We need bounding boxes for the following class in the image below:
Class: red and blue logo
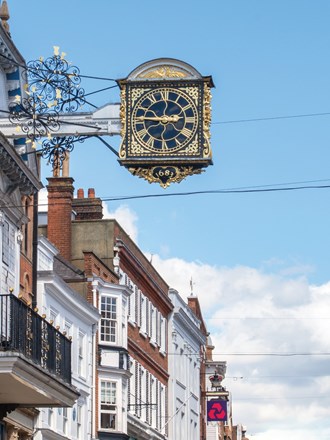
[207,400,227,422]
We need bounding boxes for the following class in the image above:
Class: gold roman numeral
[181,127,193,138]
[145,137,155,148]
[160,90,169,101]
[182,104,191,111]
[137,127,147,138]
[185,116,196,124]
[148,94,157,104]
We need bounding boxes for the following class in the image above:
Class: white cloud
[149,254,330,439]
[102,203,139,243]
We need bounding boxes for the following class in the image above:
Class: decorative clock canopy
[117,58,214,188]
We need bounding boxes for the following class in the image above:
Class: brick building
[40,172,173,439]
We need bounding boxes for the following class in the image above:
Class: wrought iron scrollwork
[10,47,86,169]
[25,48,85,113]
[41,135,85,169]
[9,95,60,147]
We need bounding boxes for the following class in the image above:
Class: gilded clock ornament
[118,58,214,187]
[132,87,198,153]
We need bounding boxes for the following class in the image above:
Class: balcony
[0,293,79,409]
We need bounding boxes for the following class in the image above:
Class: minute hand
[135,115,182,123]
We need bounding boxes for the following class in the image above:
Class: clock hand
[136,115,182,123]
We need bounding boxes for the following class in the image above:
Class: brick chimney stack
[46,177,74,261]
[72,187,103,221]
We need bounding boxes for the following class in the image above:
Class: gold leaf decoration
[137,66,188,79]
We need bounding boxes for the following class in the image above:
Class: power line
[205,316,330,320]
[226,375,328,379]
[79,74,117,82]
[233,395,330,400]
[101,183,330,202]
[84,85,118,98]
[2,178,330,210]
[213,352,330,357]
[212,111,330,125]
[109,350,330,357]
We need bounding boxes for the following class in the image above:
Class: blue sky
[9,0,330,283]
[8,1,330,438]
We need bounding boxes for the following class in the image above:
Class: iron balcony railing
[0,293,72,384]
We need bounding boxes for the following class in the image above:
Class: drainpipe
[32,190,38,309]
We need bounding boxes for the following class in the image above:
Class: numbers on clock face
[131,88,198,152]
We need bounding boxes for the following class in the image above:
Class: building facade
[39,176,174,440]
[114,236,173,440]
[0,5,78,439]
[36,236,100,440]
[39,180,132,440]
[167,288,206,440]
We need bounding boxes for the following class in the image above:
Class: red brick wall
[19,253,33,304]
[114,222,169,296]
[46,177,74,261]
[83,252,118,283]
[72,188,103,220]
[128,324,168,384]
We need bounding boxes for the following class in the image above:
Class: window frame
[100,295,117,344]
[100,380,117,431]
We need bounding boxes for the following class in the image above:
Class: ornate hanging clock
[118,58,214,188]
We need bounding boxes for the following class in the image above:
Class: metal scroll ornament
[41,135,85,170]
[9,47,85,168]
[25,47,85,113]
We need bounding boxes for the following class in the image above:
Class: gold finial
[0,1,10,35]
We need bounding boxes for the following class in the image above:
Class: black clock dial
[131,88,198,152]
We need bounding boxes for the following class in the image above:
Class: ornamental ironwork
[0,293,72,384]
[24,48,85,113]
[41,135,85,169]
[10,47,86,169]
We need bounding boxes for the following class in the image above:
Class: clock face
[131,87,198,153]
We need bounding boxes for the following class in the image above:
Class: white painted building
[93,275,131,440]
[36,236,100,440]
[167,288,206,440]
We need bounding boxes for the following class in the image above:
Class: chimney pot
[88,188,95,198]
[77,188,84,198]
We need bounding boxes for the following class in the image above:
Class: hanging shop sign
[207,399,228,422]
